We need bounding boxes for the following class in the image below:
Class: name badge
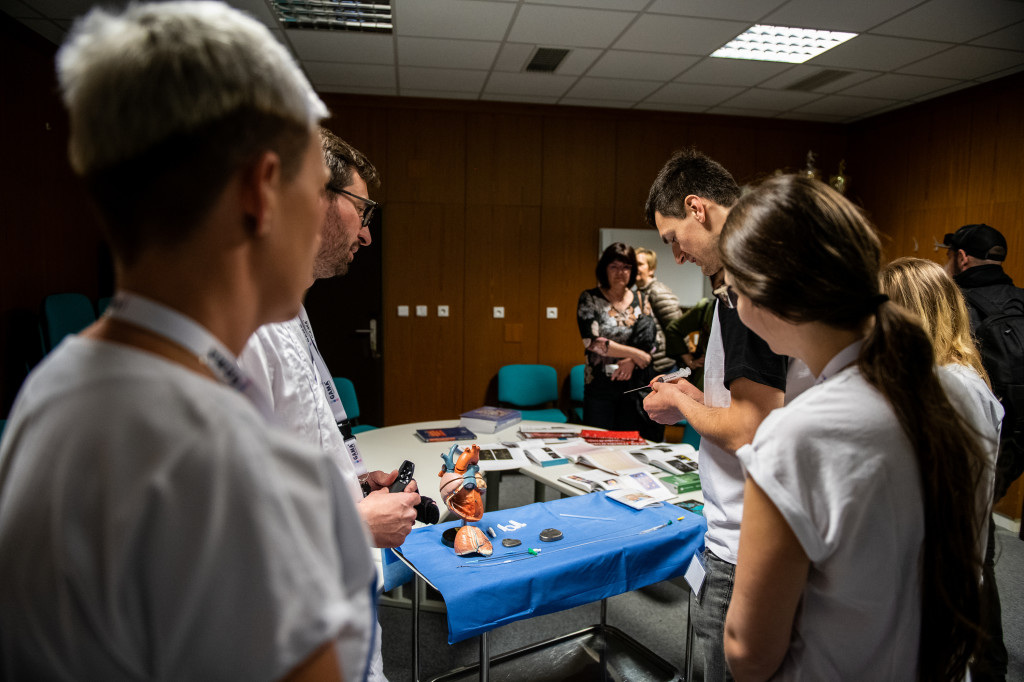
[684,551,706,597]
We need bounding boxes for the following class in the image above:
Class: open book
[559,468,674,501]
[474,443,531,472]
[523,446,570,467]
[606,487,667,510]
[560,447,647,476]
[628,444,699,475]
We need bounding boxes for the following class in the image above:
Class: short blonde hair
[635,247,657,271]
[880,257,990,387]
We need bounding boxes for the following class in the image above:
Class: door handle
[354,319,380,359]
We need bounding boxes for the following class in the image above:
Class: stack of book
[580,429,647,446]
[459,406,522,434]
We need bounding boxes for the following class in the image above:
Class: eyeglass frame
[713,283,739,310]
[329,185,379,228]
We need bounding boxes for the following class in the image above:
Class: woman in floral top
[577,242,662,441]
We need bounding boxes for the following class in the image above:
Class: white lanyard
[296,307,368,478]
[104,292,275,421]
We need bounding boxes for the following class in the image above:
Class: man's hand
[363,468,418,493]
[643,380,701,424]
[358,488,420,548]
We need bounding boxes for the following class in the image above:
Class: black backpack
[962,286,1024,496]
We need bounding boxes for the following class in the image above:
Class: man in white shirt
[0,3,375,680]
[240,128,420,682]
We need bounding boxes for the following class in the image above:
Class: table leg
[485,471,500,512]
[480,631,490,681]
[412,577,420,682]
[600,598,607,627]
[685,595,694,682]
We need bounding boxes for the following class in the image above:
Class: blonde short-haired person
[634,247,683,374]
[0,3,374,680]
[719,176,985,681]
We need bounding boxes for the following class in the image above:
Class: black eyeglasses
[330,185,379,228]
[713,283,739,310]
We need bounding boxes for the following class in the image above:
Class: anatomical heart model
[438,443,492,556]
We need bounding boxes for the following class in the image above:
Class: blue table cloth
[384,492,706,643]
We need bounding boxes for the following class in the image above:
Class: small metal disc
[441,527,459,548]
[502,538,521,548]
[539,528,563,542]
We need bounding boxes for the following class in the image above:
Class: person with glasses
[239,128,411,682]
[0,3,375,679]
[641,149,789,682]
[576,242,663,441]
[719,176,985,680]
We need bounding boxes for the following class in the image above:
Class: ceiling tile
[763,0,923,33]
[705,106,781,118]
[0,0,39,18]
[970,21,1024,51]
[978,63,1024,82]
[507,5,637,48]
[840,73,961,100]
[287,30,395,64]
[395,0,516,40]
[614,14,750,54]
[646,0,788,22]
[898,45,1024,81]
[484,71,578,97]
[305,62,397,88]
[675,57,791,86]
[588,51,698,80]
[399,66,487,92]
[317,83,397,96]
[493,43,534,72]
[634,101,710,113]
[758,65,878,93]
[19,17,64,43]
[719,88,822,111]
[401,89,480,101]
[871,0,1024,43]
[792,94,899,117]
[911,80,978,102]
[560,97,634,109]
[565,77,661,101]
[527,0,649,10]
[557,48,605,75]
[810,35,950,71]
[19,0,96,20]
[480,92,561,104]
[776,111,847,123]
[397,37,500,69]
[644,82,745,106]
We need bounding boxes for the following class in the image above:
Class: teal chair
[677,418,701,450]
[569,363,585,423]
[332,377,377,433]
[497,364,567,423]
[42,293,96,351]
[96,296,113,316]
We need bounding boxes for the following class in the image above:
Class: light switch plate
[546,307,558,319]
[397,305,409,317]
[437,305,449,317]
[493,306,505,319]
[416,305,428,317]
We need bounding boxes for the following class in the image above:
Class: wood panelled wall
[847,71,1023,284]
[319,94,847,425]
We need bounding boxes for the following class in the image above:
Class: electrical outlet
[397,305,409,317]
[438,305,449,317]
[546,307,558,319]
[415,305,428,317]
[493,306,505,319]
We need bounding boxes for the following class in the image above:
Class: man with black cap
[943,223,1024,682]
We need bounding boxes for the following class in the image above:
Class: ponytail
[859,301,984,681]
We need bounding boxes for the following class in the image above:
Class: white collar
[814,338,865,385]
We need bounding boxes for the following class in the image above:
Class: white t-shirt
[0,337,375,682]
[239,317,364,503]
[738,354,924,679]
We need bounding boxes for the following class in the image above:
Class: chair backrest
[332,377,361,421]
[43,293,96,351]
[569,364,585,403]
[498,364,559,408]
[96,296,113,316]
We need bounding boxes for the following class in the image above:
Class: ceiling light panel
[712,25,857,64]
[271,1,392,33]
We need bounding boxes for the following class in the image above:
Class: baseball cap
[942,224,1007,262]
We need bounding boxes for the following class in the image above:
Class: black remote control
[390,460,415,493]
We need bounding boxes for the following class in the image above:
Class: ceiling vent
[526,48,571,73]
[271,1,393,33]
[785,69,853,92]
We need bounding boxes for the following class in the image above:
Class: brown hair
[596,242,637,289]
[644,147,740,226]
[720,174,984,682]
